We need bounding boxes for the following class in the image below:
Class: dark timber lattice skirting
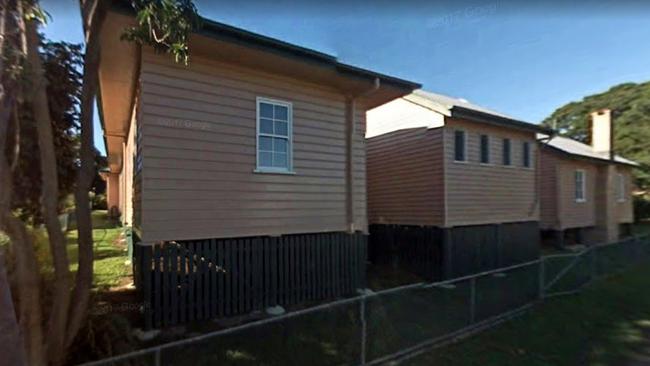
[133,231,367,329]
[369,221,540,281]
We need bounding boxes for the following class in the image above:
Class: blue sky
[42,0,650,155]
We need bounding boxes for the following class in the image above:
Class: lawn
[34,210,131,291]
[402,261,650,366]
[67,210,131,290]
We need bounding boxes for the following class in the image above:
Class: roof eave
[109,0,420,91]
[450,106,555,135]
[543,144,640,168]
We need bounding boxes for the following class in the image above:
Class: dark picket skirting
[369,221,540,281]
[368,224,444,280]
[133,231,367,329]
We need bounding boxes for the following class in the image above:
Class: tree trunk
[24,19,72,366]
[0,2,45,364]
[0,248,27,366]
[65,0,106,348]
[2,213,46,366]
[1,157,46,365]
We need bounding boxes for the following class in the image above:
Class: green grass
[72,210,130,290]
[35,210,130,291]
[403,262,650,366]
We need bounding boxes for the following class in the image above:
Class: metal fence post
[360,295,367,365]
[590,246,597,281]
[538,258,545,300]
[470,277,476,324]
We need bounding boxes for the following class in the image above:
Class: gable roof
[111,1,420,92]
[539,134,639,167]
[405,90,553,135]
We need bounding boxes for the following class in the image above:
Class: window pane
[503,139,511,165]
[480,135,489,163]
[454,130,465,161]
[260,102,273,118]
[259,136,273,151]
[259,151,273,167]
[523,142,530,167]
[274,105,288,121]
[274,138,288,153]
[273,153,288,168]
[274,121,288,136]
[260,118,273,134]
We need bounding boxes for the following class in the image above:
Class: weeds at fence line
[79,235,650,366]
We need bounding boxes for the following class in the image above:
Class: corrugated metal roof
[539,134,639,166]
[404,90,552,134]
[411,90,515,119]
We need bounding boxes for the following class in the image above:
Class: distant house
[98,6,419,327]
[539,109,638,247]
[366,91,552,279]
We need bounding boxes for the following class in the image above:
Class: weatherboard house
[539,109,638,247]
[98,6,419,327]
[366,91,552,280]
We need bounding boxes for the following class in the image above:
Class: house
[366,90,552,279]
[97,6,420,327]
[539,109,638,247]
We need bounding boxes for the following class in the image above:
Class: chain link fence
[80,235,650,366]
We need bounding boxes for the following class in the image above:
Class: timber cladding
[138,50,367,242]
[134,232,367,329]
[444,118,540,226]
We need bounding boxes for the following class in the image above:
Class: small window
[502,138,511,166]
[522,141,531,168]
[575,170,586,202]
[617,173,625,202]
[454,130,466,162]
[480,134,490,164]
[257,98,292,172]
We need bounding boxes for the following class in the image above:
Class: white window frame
[575,169,586,203]
[479,134,490,165]
[255,97,294,174]
[453,129,467,163]
[617,173,626,202]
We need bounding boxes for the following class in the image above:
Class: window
[502,138,511,166]
[522,141,531,168]
[135,120,142,173]
[480,134,490,164]
[454,130,466,162]
[256,98,292,172]
[617,173,626,202]
[575,170,586,202]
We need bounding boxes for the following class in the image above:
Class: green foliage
[541,81,650,190]
[8,39,83,223]
[121,0,201,65]
[634,196,650,221]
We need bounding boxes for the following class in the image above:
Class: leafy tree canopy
[541,81,650,190]
[8,39,83,223]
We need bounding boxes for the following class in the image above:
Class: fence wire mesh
[81,235,650,366]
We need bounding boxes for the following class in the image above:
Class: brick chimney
[589,109,614,159]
